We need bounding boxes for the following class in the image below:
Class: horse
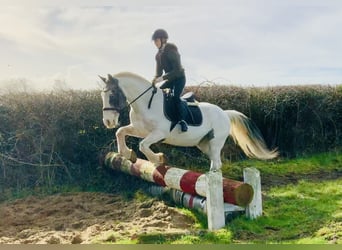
[99,72,278,171]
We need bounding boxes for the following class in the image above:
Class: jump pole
[103,152,261,229]
[148,185,246,215]
[148,169,261,230]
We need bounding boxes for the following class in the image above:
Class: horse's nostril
[103,119,109,127]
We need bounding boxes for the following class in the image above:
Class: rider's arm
[153,52,163,84]
[162,47,184,82]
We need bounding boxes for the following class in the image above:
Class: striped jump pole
[103,152,254,207]
[147,185,246,215]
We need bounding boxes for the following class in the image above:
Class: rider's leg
[172,77,188,132]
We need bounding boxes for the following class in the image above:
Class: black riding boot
[178,107,188,132]
[172,77,187,132]
[179,120,188,132]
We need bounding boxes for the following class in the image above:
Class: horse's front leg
[115,124,138,162]
[139,131,166,165]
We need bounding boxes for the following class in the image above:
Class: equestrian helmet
[152,29,168,40]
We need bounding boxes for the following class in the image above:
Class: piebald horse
[100,72,277,171]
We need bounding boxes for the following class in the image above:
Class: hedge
[0,85,341,196]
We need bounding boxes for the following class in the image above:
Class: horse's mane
[114,72,150,84]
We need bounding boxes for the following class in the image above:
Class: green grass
[150,178,341,244]
[228,179,342,243]
[136,229,233,244]
[135,151,342,244]
[220,151,342,182]
[259,151,339,174]
[2,152,341,244]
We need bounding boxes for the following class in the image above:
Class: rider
[151,29,188,132]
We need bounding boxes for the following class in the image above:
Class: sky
[1,0,342,91]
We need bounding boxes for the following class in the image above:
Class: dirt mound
[0,192,195,244]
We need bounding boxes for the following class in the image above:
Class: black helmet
[152,29,168,40]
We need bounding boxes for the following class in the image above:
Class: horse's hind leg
[208,142,223,171]
[197,137,225,171]
[139,131,166,165]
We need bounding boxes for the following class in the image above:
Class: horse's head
[99,74,127,129]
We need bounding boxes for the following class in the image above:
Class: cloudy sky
[1,0,342,91]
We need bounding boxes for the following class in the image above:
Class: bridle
[102,85,157,112]
[102,107,118,112]
[102,88,122,112]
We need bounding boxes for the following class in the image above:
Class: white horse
[100,72,278,171]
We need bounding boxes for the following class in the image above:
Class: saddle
[163,90,203,131]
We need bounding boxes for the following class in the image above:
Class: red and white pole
[104,152,253,207]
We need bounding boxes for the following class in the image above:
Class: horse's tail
[224,110,278,160]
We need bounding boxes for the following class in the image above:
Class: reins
[127,85,157,109]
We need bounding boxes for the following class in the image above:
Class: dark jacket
[155,43,185,83]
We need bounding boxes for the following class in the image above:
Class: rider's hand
[154,77,163,83]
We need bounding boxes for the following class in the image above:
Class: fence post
[205,170,226,230]
[243,167,262,219]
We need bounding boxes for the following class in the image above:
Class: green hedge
[0,85,341,196]
[187,84,342,157]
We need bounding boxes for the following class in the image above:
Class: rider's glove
[152,76,164,88]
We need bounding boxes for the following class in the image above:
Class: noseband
[102,107,118,111]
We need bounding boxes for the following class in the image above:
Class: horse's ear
[107,74,113,80]
[98,75,106,83]
[107,74,119,86]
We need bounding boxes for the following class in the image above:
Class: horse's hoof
[129,150,137,163]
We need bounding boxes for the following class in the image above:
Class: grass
[1,151,341,244]
[154,179,341,244]
[228,179,342,243]
[220,151,342,183]
[134,151,342,244]
[136,229,233,244]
